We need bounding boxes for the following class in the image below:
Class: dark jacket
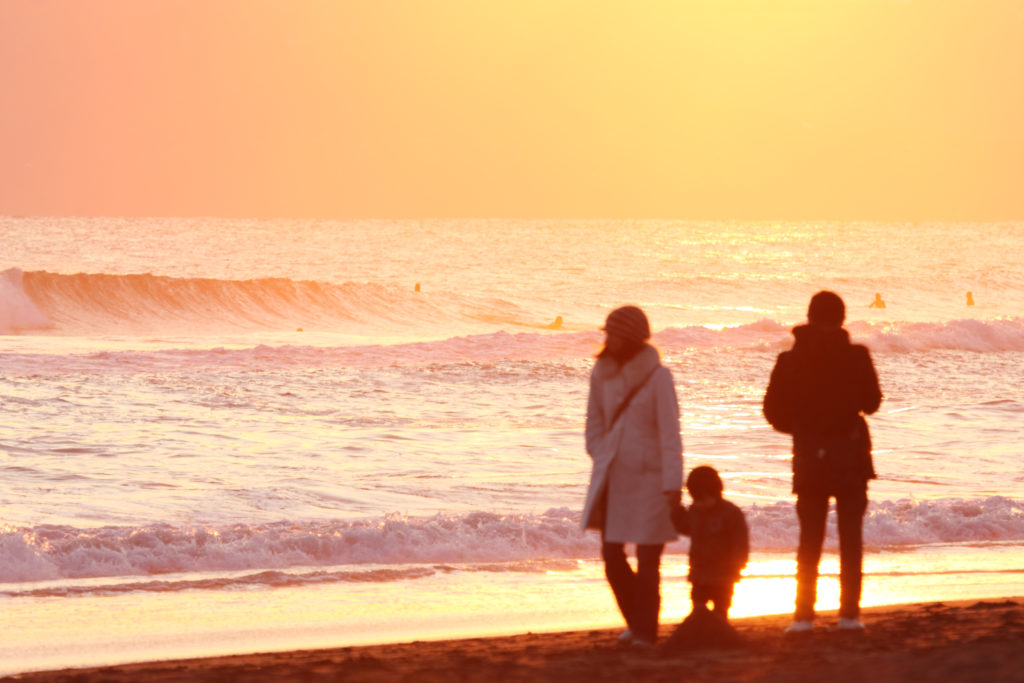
[677,499,749,586]
[764,324,883,495]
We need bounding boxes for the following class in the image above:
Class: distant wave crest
[658,317,1024,353]
[4,269,1023,355]
[847,318,1024,353]
[9,268,453,336]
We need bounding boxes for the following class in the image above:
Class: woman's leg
[602,540,636,631]
[633,543,664,642]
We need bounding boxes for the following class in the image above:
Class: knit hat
[807,291,845,326]
[602,305,651,343]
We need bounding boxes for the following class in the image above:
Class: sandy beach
[5,598,1022,682]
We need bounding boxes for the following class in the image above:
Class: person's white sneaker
[784,619,815,633]
[630,636,654,649]
[617,629,633,644]
[838,617,865,631]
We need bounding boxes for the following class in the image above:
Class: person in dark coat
[763,291,882,632]
[675,465,749,620]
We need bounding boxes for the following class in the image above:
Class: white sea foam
[1,498,1020,588]
[848,318,1024,353]
[4,318,1024,377]
[0,268,51,333]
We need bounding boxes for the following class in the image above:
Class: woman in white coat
[582,305,683,646]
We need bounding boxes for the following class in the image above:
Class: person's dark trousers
[794,486,868,621]
[691,583,735,619]
[601,540,664,641]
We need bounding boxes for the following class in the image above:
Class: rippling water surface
[1,218,1022,673]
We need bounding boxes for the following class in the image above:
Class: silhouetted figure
[582,305,683,648]
[763,291,882,633]
[414,282,421,293]
[868,292,885,309]
[966,291,975,306]
[672,466,749,621]
[544,315,564,330]
[662,607,745,652]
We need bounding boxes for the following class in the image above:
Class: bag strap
[606,365,660,433]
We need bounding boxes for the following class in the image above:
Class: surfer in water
[868,293,885,309]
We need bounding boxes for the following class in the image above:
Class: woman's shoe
[784,619,814,633]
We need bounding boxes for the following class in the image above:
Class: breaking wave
[0,268,51,333]
[4,268,1023,355]
[4,324,1024,378]
[1,497,1021,589]
[2,268,534,336]
[657,317,1024,353]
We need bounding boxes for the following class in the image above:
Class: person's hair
[686,465,724,499]
[596,336,646,364]
[603,305,651,343]
[807,290,845,326]
[597,305,651,363]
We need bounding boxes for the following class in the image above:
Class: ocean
[1,218,1022,674]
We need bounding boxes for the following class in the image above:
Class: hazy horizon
[2,0,1022,220]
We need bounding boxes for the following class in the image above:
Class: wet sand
[4,598,1023,682]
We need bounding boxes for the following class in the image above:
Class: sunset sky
[1,0,1022,219]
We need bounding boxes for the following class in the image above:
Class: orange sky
[1,0,1022,219]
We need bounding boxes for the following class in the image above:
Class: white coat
[581,344,683,544]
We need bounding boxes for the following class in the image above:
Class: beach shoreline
[5,597,1022,682]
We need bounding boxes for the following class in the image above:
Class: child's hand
[669,495,689,534]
